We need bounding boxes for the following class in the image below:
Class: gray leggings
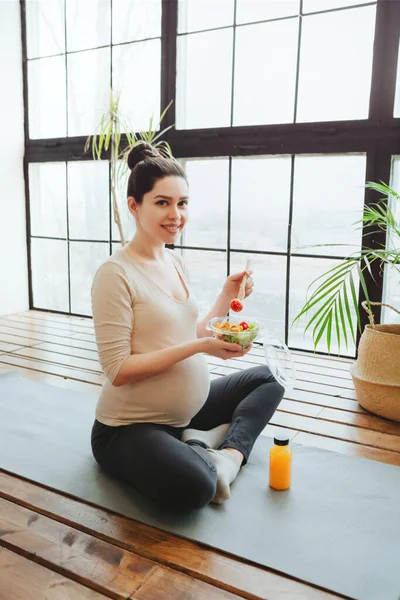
[91,365,284,510]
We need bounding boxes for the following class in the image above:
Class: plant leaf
[326,311,333,353]
[342,281,355,344]
[349,271,361,333]
[314,311,331,348]
[357,263,370,306]
[334,300,341,354]
[305,259,358,295]
[304,296,337,334]
[104,120,113,151]
[337,291,348,348]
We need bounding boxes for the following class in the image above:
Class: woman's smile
[161,224,181,234]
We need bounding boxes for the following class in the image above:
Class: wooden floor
[1,310,399,600]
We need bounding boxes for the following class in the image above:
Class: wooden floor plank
[318,406,400,436]
[0,472,341,600]
[28,341,99,360]
[294,373,353,390]
[0,498,159,600]
[130,567,243,599]
[5,312,95,332]
[284,388,363,413]
[0,354,104,385]
[0,341,25,353]
[207,352,353,380]
[251,346,353,367]
[0,363,101,394]
[0,547,109,600]
[12,347,102,373]
[0,324,96,351]
[0,318,96,343]
[270,412,400,453]
[223,351,353,379]
[205,356,354,387]
[0,329,40,347]
[294,431,400,467]
[279,399,322,418]
[296,380,356,400]
[211,365,357,400]
[20,309,94,329]
[2,314,96,337]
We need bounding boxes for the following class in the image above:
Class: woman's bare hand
[201,337,253,360]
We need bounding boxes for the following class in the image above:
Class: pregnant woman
[91,141,284,509]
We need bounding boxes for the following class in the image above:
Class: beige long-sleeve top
[91,248,210,427]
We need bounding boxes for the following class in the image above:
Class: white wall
[0,0,29,315]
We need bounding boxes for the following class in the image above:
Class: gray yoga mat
[0,372,399,600]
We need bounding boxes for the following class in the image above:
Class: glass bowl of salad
[206,316,263,350]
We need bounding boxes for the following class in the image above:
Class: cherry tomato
[230,299,243,312]
[239,321,249,330]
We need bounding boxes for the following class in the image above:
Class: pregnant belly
[164,353,211,424]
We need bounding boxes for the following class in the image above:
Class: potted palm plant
[85,88,173,245]
[293,181,400,421]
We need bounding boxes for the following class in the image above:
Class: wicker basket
[350,302,400,422]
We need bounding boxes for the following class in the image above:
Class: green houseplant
[293,181,400,421]
[84,88,173,246]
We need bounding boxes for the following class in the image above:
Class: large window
[176,0,376,128]
[22,0,400,357]
[26,0,161,137]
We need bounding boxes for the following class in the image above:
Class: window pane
[394,41,400,118]
[231,156,291,252]
[292,155,366,257]
[289,256,358,355]
[26,0,65,58]
[230,252,286,340]
[177,29,233,129]
[112,162,136,242]
[178,0,234,33]
[112,40,160,131]
[382,157,400,324]
[179,249,227,318]
[31,239,69,311]
[68,161,110,240]
[180,158,229,248]
[112,0,161,43]
[67,48,110,136]
[70,242,110,315]
[66,0,110,52]
[297,6,376,122]
[29,163,67,238]
[303,0,374,12]
[28,56,66,138]
[233,20,298,126]
[236,0,299,24]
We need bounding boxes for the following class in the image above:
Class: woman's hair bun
[127,141,161,171]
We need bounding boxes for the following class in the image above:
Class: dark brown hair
[127,141,187,203]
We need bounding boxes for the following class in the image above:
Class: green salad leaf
[221,325,259,349]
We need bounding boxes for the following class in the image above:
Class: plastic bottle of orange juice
[269,433,292,490]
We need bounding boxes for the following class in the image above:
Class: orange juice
[269,434,292,490]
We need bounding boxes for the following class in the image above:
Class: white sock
[181,423,230,449]
[207,449,241,504]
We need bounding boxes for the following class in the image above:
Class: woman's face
[129,176,189,244]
